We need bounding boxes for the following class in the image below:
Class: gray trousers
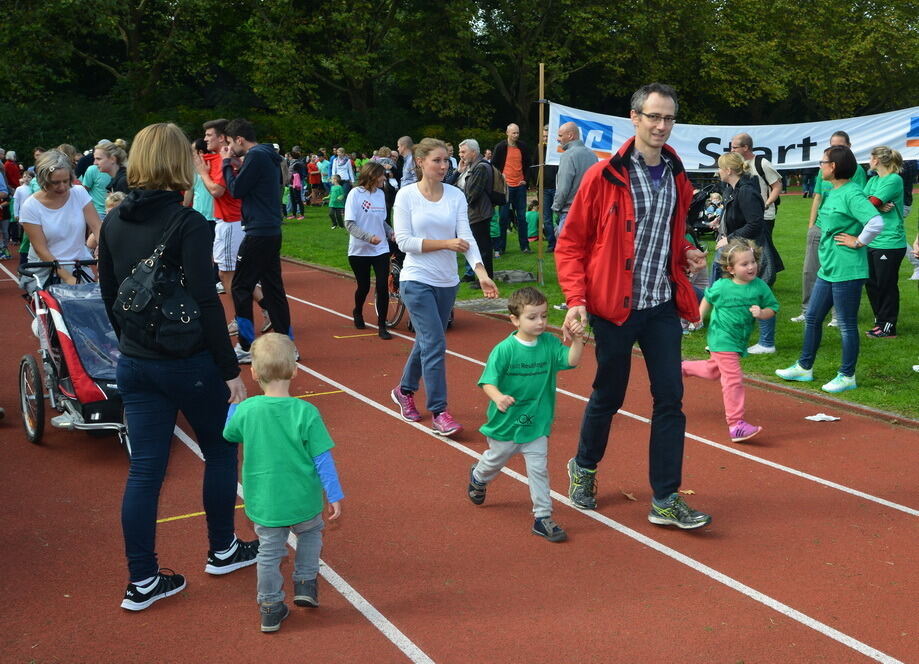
[473,435,552,518]
[254,514,324,605]
[801,224,822,312]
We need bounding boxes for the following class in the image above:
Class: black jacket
[721,174,784,284]
[98,189,239,380]
[223,144,284,236]
[492,139,533,186]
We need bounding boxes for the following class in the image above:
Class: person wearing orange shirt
[492,123,533,256]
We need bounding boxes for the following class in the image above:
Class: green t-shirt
[816,163,867,211]
[704,277,780,355]
[223,396,335,527]
[490,206,500,238]
[862,173,906,249]
[816,181,879,282]
[525,210,539,237]
[329,184,345,208]
[80,165,112,217]
[478,333,574,443]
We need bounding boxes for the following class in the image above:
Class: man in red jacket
[554,83,711,529]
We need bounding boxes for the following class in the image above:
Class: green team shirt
[329,184,345,208]
[816,163,867,210]
[223,396,335,527]
[525,210,539,237]
[862,173,906,249]
[478,333,574,443]
[704,278,779,355]
[80,165,112,217]
[816,181,879,282]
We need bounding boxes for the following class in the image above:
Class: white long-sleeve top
[393,183,483,287]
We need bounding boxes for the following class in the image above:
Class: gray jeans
[802,224,822,312]
[254,514,324,605]
[473,435,551,518]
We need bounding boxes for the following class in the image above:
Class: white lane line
[172,426,435,664]
[286,292,919,518]
[288,361,904,664]
[0,261,20,282]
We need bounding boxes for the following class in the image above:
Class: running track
[0,257,916,664]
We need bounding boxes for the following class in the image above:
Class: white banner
[546,101,919,172]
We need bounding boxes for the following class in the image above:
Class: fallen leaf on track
[619,489,637,501]
[679,489,695,495]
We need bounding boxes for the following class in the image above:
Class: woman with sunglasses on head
[775,146,884,393]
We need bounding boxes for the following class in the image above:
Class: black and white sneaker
[205,539,259,575]
[120,569,186,611]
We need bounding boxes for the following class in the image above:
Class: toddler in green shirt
[467,287,587,542]
[327,175,345,229]
[223,333,344,633]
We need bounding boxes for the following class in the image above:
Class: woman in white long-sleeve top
[389,138,498,436]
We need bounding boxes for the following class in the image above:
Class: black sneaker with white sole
[120,569,186,611]
[205,539,259,575]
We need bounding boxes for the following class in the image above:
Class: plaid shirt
[628,151,677,309]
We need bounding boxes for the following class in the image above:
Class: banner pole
[536,62,545,286]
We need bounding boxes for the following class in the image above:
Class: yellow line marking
[295,390,345,399]
[333,333,377,338]
[157,504,245,523]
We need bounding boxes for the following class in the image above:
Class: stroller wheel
[19,354,45,444]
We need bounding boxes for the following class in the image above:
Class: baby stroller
[384,248,454,332]
[18,260,131,456]
[685,182,722,246]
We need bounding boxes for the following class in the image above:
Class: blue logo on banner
[908,117,919,146]
[560,114,613,156]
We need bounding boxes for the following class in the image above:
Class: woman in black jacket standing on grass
[98,123,256,612]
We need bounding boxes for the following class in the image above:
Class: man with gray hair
[552,121,598,234]
[397,136,416,187]
[451,138,494,280]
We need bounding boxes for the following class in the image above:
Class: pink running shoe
[729,420,762,443]
[391,387,422,422]
[432,411,462,436]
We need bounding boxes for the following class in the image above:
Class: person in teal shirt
[777,146,884,393]
[862,146,907,338]
[467,287,586,543]
[80,164,112,217]
[223,333,343,633]
[683,238,778,443]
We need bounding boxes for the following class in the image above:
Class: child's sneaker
[467,463,487,505]
[821,373,857,393]
[648,493,711,529]
[432,411,462,436]
[205,538,259,575]
[746,343,775,355]
[790,313,806,323]
[120,569,186,611]
[567,457,597,510]
[532,516,568,542]
[260,602,290,633]
[827,318,839,328]
[391,387,422,422]
[729,420,762,442]
[775,362,813,382]
[293,578,319,607]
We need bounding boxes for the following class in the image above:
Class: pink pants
[682,351,745,427]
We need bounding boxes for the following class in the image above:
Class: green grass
[281,195,919,420]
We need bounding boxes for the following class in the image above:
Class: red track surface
[0,257,916,664]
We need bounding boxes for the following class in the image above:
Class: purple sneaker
[391,387,422,422]
[729,420,762,443]
[432,411,462,436]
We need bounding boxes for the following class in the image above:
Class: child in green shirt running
[327,175,346,229]
[682,238,778,443]
[467,286,587,542]
[223,333,344,633]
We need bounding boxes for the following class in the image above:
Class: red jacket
[554,137,698,325]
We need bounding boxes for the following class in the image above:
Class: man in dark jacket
[451,138,494,280]
[223,118,293,362]
[493,123,533,255]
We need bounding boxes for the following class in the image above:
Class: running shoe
[648,493,712,529]
[746,344,775,355]
[729,420,762,442]
[821,373,857,393]
[205,538,259,575]
[775,362,813,382]
[467,463,487,505]
[789,313,806,323]
[866,324,896,339]
[391,387,422,422]
[827,318,839,328]
[234,344,252,364]
[567,457,597,510]
[432,411,462,436]
[120,569,186,611]
[227,319,238,336]
[532,516,568,542]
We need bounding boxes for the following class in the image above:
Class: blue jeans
[799,277,864,377]
[399,280,458,413]
[542,188,557,249]
[757,317,776,347]
[575,301,686,500]
[118,351,239,581]
[497,183,529,253]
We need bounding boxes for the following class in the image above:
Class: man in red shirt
[492,123,533,256]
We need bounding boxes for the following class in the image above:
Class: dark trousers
[348,253,390,323]
[542,188,557,249]
[290,187,304,216]
[496,183,529,252]
[575,300,686,500]
[865,246,905,327]
[118,352,238,581]
[470,219,493,278]
[232,233,291,349]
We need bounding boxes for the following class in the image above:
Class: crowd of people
[1,81,917,632]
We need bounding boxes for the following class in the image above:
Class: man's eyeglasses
[638,112,677,125]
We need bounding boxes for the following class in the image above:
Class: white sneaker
[227,319,238,335]
[216,282,226,295]
[553,303,569,311]
[234,343,252,364]
[790,313,806,323]
[747,344,776,355]
[912,364,919,373]
[827,318,838,328]
[909,269,919,281]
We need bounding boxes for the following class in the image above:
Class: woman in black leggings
[345,161,395,339]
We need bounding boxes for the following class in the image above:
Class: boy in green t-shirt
[326,175,346,229]
[525,199,540,242]
[223,333,344,633]
[467,287,587,542]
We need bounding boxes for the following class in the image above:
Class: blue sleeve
[313,450,344,503]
